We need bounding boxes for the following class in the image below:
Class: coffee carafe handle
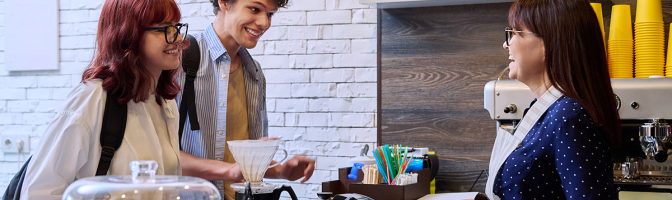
[272,185,298,200]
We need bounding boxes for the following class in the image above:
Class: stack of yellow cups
[608,5,634,78]
[634,0,665,78]
[590,3,606,49]
[666,24,672,77]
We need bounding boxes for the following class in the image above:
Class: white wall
[0,0,377,199]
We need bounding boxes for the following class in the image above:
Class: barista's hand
[226,163,245,182]
[275,155,316,183]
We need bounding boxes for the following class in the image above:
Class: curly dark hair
[210,0,289,15]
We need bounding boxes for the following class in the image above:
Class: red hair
[83,0,185,105]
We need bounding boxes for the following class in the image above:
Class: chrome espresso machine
[484,78,672,199]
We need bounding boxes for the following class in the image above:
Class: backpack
[178,34,201,150]
[2,90,128,200]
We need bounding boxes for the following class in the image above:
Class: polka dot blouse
[493,96,615,199]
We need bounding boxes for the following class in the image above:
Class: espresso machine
[484,78,672,198]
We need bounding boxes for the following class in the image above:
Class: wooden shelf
[360,0,515,9]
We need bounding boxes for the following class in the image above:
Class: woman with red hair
[20,0,189,198]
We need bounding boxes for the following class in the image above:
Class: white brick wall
[0,0,377,199]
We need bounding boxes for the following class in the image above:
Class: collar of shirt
[204,24,230,62]
[161,98,177,119]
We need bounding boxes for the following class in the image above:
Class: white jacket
[20,79,181,199]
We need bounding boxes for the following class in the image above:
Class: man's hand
[268,155,316,183]
[225,163,245,182]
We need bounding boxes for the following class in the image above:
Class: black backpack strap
[2,89,128,199]
[179,34,201,150]
[95,90,128,176]
[2,156,31,200]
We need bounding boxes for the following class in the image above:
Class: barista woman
[485,0,621,199]
[20,0,195,198]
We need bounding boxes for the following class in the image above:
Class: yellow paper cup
[609,52,634,55]
[608,46,634,50]
[636,69,665,72]
[609,52,633,56]
[636,60,664,62]
[634,45,665,49]
[634,22,665,26]
[636,0,664,23]
[635,47,665,50]
[610,5,633,41]
[634,25,665,29]
[609,43,635,45]
[609,41,634,45]
[634,33,665,36]
[591,3,605,46]
[612,73,633,76]
[667,23,672,66]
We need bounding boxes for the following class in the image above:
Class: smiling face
[218,0,277,49]
[140,22,183,79]
[503,26,546,84]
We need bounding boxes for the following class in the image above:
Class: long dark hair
[509,0,621,147]
[83,0,184,105]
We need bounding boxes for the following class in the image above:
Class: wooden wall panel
[380,3,512,193]
[379,0,672,194]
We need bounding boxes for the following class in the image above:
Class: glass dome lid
[63,160,221,200]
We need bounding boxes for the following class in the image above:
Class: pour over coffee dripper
[227,140,289,196]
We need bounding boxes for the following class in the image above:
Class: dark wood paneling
[381,4,511,59]
[381,56,508,110]
[380,3,513,193]
[379,0,672,194]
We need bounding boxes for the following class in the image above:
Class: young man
[176,0,315,199]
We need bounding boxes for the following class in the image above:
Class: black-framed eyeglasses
[146,23,188,44]
[505,27,534,46]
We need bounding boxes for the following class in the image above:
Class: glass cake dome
[62,160,221,200]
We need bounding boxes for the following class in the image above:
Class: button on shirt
[177,24,269,194]
[493,96,615,199]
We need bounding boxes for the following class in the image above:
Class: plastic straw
[383,145,394,179]
[373,144,419,185]
[372,150,389,183]
[379,146,393,184]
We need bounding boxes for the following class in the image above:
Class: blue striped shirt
[176,24,268,190]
